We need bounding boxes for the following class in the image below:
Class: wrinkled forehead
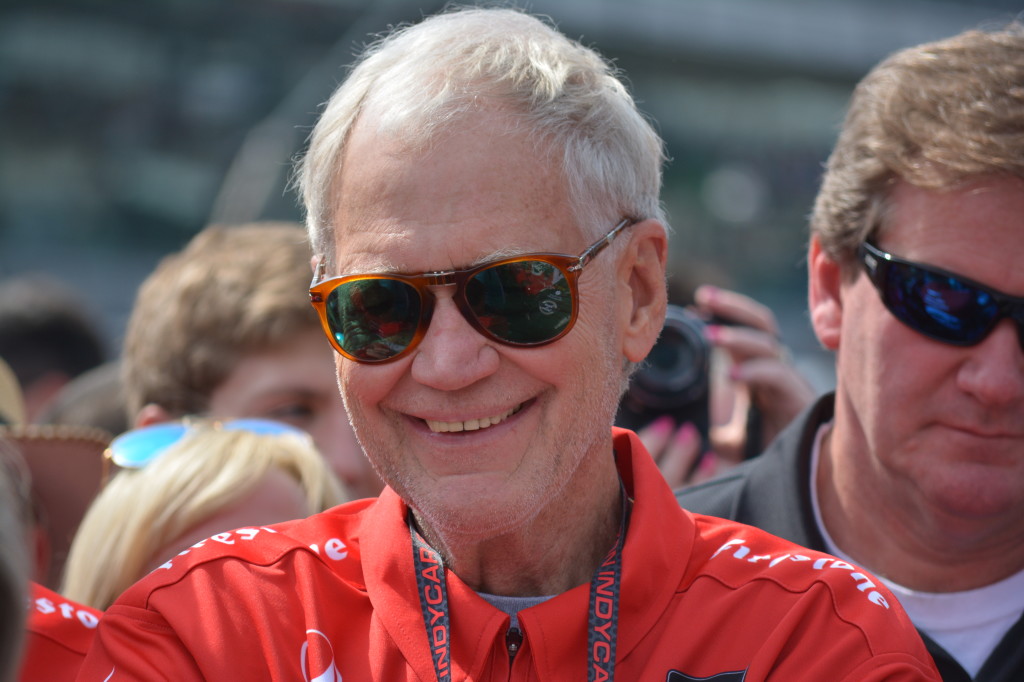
[330,220,583,278]
[328,109,583,277]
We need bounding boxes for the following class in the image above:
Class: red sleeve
[74,519,349,681]
[686,519,941,680]
[20,583,102,682]
[74,603,204,682]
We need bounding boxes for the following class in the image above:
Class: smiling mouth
[425,404,523,433]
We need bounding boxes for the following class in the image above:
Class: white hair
[295,6,667,268]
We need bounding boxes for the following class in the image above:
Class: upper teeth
[426,405,519,433]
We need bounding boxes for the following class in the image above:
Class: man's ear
[618,219,668,362]
[808,235,843,351]
[134,403,174,429]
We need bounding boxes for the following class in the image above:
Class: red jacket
[78,429,940,681]
[21,582,102,681]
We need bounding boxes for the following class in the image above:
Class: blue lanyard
[410,494,631,681]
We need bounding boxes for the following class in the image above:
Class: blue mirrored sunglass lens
[108,419,306,469]
[884,262,998,344]
[108,423,189,469]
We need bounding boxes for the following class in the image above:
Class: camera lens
[627,306,710,410]
[615,304,712,440]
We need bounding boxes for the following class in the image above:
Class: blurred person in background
[62,419,348,610]
[678,21,1024,681]
[0,437,29,682]
[121,221,382,499]
[0,355,110,591]
[0,275,108,422]
[79,8,938,680]
[0,284,114,594]
[38,362,129,438]
[11,441,104,682]
[1,356,104,682]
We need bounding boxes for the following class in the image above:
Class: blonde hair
[61,424,348,609]
[295,6,667,270]
[122,222,318,418]
[811,21,1024,268]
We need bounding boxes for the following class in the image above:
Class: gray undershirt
[478,592,554,629]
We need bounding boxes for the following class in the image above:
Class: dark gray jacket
[676,393,1024,682]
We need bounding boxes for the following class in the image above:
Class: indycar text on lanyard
[410,488,631,682]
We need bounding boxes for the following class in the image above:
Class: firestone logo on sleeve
[710,538,890,609]
[155,526,350,571]
[309,537,348,561]
[156,526,283,570]
[30,595,100,629]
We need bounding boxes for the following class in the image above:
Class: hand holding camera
[619,285,816,489]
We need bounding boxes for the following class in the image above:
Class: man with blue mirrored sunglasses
[679,21,1024,682]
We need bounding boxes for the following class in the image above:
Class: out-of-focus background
[1,0,1019,389]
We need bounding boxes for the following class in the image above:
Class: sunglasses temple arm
[572,218,633,272]
[310,258,328,288]
[859,245,883,285]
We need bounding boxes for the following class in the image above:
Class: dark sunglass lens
[326,278,421,360]
[885,262,998,344]
[466,260,573,344]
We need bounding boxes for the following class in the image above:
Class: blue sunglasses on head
[859,241,1024,348]
[105,418,307,470]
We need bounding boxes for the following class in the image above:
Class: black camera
[615,304,713,453]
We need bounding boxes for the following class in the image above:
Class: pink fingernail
[675,421,698,445]
[650,414,675,435]
[697,451,717,475]
[704,324,721,342]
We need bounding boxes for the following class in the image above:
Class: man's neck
[817,421,1024,592]
[412,449,624,597]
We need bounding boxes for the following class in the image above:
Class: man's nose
[957,318,1024,406]
[409,294,500,391]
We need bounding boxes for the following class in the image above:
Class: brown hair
[122,222,319,417]
[811,21,1024,269]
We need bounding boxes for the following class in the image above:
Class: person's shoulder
[120,498,376,608]
[20,582,102,680]
[680,514,940,677]
[687,513,891,610]
[83,499,387,680]
[25,582,102,653]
